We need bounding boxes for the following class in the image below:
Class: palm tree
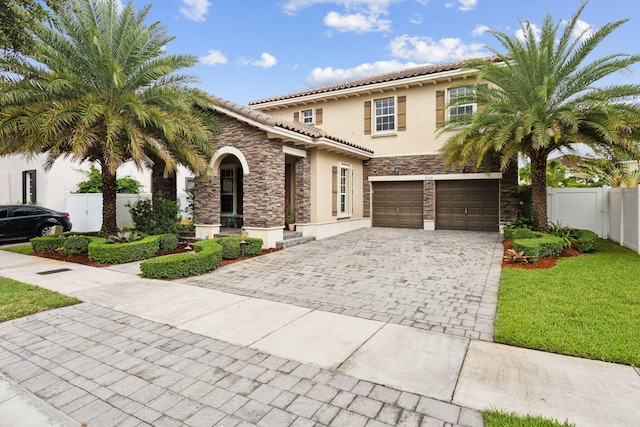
[0,0,218,235]
[440,1,640,231]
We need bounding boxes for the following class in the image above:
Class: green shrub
[511,228,541,240]
[30,235,67,252]
[158,233,179,252]
[88,236,160,264]
[219,238,241,260]
[573,229,598,253]
[513,234,564,262]
[128,197,179,235]
[140,239,222,279]
[62,235,92,256]
[212,237,263,256]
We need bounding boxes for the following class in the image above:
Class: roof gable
[209,96,373,158]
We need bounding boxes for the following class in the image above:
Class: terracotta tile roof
[209,96,373,155]
[249,56,502,106]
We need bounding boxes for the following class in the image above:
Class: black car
[0,205,73,241]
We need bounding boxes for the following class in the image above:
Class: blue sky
[136,0,640,106]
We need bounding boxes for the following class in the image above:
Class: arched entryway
[211,147,249,231]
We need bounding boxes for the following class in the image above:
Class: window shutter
[476,84,487,113]
[398,96,407,131]
[435,90,445,128]
[293,111,299,122]
[315,108,323,125]
[332,166,338,216]
[364,101,371,135]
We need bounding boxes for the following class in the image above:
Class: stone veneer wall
[194,114,288,229]
[363,154,518,223]
[294,153,311,223]
[151,163,177,201]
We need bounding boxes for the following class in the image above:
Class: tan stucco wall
[258,79,473,157]
[310,149,364,224]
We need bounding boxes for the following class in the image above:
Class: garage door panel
[436,180,499,232]
[372,182,423,229]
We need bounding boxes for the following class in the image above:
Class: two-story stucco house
[193,58,518,248]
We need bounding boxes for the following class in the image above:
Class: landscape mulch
[502,240,581,269]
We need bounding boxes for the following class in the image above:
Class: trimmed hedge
[140,239,223,279]
[158,233,179,252]
[513,234,564,262]
[212,237,263,256]
[220,239,241,259]
[511,228,541,240]
[573,229,598,253]
[31,235,68,252]
[31,233,100,252]
[63,235,92,256]
[88,236,160,264]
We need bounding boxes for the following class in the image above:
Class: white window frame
[300,109,314,125]
[338,163,352,218]
[447,86,476,122]
[373,96,396,135]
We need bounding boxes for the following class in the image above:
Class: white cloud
[570,19,594,41]
[180,0,211,22]
[199,50,228,66]
[388,35,487,62]
[458,0,477,11]
[282,0,401,15]
[409,13,423,25]
[324,11,391,32]
[252,53,278,68]
[472,24,490,37]
[281,0,405,33]
[307,60,423,86]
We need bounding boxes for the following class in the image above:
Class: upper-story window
[294,108,323,126]
[301,109,314,124]
[374,97,396,134]
[447,86,475,122]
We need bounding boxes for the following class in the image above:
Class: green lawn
[483,410,575,427]
[0,277,79,322]
[496,239,640,366]
[2,244,34,254]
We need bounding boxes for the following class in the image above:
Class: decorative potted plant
[285,206,296,231]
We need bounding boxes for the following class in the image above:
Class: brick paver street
[0,303,483,426]
[181,229,503,340]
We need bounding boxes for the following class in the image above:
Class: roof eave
[251,68,478,110]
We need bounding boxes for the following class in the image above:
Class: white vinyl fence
[66,192,189,232]
[547,186,640,254]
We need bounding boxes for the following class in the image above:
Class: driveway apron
[180,228,504,341]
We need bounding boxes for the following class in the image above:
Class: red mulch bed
[502,240,581,269]
[29,243,281,268]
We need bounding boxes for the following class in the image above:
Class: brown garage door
[436,180,499,231]
[372,181,423,228]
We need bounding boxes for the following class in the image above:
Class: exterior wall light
[394,165,400,175]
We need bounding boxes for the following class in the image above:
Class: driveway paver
[181,228,503,340]
[0,303,482,426]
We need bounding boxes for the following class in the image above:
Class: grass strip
[0,277,79,321]
[483,409,575,426]
[496,239,640,366]
[2,244,34,254]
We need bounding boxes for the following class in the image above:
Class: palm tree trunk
[531,157,549,232]
[100,166,118,236]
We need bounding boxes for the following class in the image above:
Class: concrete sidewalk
[0,250,639,426]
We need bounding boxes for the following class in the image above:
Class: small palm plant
[107,231,141,244]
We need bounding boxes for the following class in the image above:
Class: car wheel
[38,225,54,236]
